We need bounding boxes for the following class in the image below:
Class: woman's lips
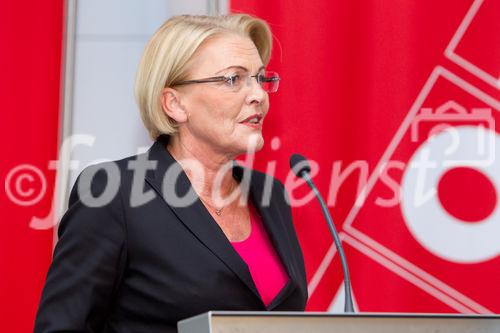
[239,114,263,129]
[241,122,261,129]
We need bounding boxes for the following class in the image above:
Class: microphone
[290,154,355,313]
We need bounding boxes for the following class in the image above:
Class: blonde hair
[135,14,273,140]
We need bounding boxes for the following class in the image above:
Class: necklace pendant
[215,209,222,216]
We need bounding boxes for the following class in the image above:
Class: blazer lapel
[242,167,300,309]
[143,137,263,303]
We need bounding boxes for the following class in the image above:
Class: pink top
[231,202,289,306]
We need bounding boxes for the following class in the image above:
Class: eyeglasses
[174,70,280,93]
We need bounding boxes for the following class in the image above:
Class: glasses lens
[259,71,280,93]
[225,74,241,89]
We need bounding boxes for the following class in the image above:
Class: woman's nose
[245,76,266,104]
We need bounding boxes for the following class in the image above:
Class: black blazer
[34,135,308,333]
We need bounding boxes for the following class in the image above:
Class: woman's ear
[160,87,188,123]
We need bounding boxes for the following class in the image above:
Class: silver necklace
[199,181,237,216]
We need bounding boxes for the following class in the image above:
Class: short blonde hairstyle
[135,14,273,140]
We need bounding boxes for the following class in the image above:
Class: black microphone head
[289,153,311,178]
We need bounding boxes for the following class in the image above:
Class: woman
[35,14,308,333]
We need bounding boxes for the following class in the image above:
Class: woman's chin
[228,134,263,156]
[243,133,264,152]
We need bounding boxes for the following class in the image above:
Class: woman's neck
[167,133,237,200]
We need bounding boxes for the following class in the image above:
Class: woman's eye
[226,74,241,86]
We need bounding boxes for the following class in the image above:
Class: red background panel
[231,0,499,312]
[0,1,64,331]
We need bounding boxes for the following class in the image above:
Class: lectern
[178,311,500,333]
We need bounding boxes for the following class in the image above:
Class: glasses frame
[173,71,280,93]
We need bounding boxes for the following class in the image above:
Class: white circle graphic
[401,126,499,263]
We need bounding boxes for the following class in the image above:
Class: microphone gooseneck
[290,154,355,313]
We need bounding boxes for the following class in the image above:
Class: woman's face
[176,33,270,156]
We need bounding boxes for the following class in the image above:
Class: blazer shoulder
[68,152,147,208]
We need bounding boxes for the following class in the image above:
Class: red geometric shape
[437,167,497,223]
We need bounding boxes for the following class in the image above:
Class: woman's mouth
[239,114,263,129]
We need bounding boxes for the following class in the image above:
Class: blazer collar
[144,135,298,309]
